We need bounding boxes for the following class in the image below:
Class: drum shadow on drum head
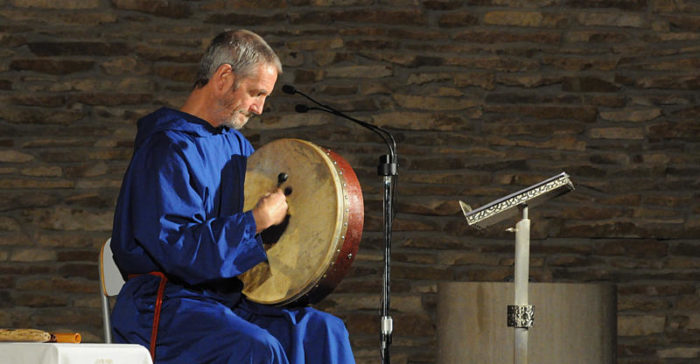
[260,214,291,246]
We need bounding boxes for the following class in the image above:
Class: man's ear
[212,64,235,93]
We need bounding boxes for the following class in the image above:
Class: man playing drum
[110,29,355,364]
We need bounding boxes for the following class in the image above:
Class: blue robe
[111,107,355,364]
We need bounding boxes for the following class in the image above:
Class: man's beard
[218,89,250,130]
[222,110,250,130]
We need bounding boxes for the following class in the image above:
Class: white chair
[99,238,125,344]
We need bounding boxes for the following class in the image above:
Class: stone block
[35,233,103,249]
[596,240,668,258]
[486,105,598,122]
[67,93,152,106]
[559,221,642,238]
[618,282,695,296]
[0,216,20,231]
[623,57,700,71]
[373,111,477,131]
[22,207,113,231]
[648,121,700,139]
[10,0,100,8]
[393,265,452,281]
[58,263,98,280]
[396,199,460,216]
[657,347,700,359]
[63,163,109,179]
[310,50,345,67]
[325,65,392,79]
[565,0,647,10]
[688,314,700,330]
[600,108,662,122]
[32,307,100,325]
[132,44,201,63]
[438,11,479,27]
[446,56,539,72]
[590,127,645,140]
[452,72,496,90]
[392,94,479,111]
[547,255,591,266]
[9,59,94,75]
[438,251,500,265]
[153,64,196,83]
[422,0,464,10]
[618,315,666,336]
[201,0,288,10]
[618,295,671,311]
[12,293,69,307]
[204,12,286,25]
[330,8,426,25]
[0,107,84,125]
[65,193,114,209]
[664,15,700,31]
[8,94,65,107]
[454,266,513,281]
[10,248,56,262]
[342,312,378,334]
[57,250,100,262]
[0,150,34,163]
[110,0,192,19]
[627,74,700,89]
[577,12,646,27]
[484,10,544,27]
[483,117,586,136]
[565,30,629,43]
[100,57,150,76]
[393,312,434,336]
[20,166,62,177]
[563,77,620,92]
[546,56,621,71]
[400,236,467,250]
[28,42,130,57]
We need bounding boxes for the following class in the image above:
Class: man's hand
[252,189,288,234]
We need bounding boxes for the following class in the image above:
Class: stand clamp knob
[507,304,535,328]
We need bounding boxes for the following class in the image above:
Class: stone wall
[1,0,699,363]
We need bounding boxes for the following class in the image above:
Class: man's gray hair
[193,29,282,89]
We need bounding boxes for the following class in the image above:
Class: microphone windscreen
[295,104,309,113]
[282,85,296,94]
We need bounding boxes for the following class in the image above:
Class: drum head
[241,139,363,305]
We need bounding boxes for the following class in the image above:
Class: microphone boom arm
[283,85,397,165]
[303,105,397,164]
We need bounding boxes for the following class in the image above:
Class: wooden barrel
[437,282,616,364]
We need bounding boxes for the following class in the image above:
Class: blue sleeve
[125,134,266,286]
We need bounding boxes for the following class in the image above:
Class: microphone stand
[283,85,398,364]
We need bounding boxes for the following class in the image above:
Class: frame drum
[240,139,364,306]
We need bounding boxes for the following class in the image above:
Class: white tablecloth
[0,343,152,364]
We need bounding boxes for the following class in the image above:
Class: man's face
[219,63,278,130]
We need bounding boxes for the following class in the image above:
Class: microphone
[282,84,296,95]
[283,84,397,167]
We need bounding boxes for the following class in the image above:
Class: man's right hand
[251,189,288,234]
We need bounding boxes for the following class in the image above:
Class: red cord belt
[128,272,168,362]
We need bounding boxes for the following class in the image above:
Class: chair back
[99,238,125,343]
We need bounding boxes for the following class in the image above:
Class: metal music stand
[459,172,574,364]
